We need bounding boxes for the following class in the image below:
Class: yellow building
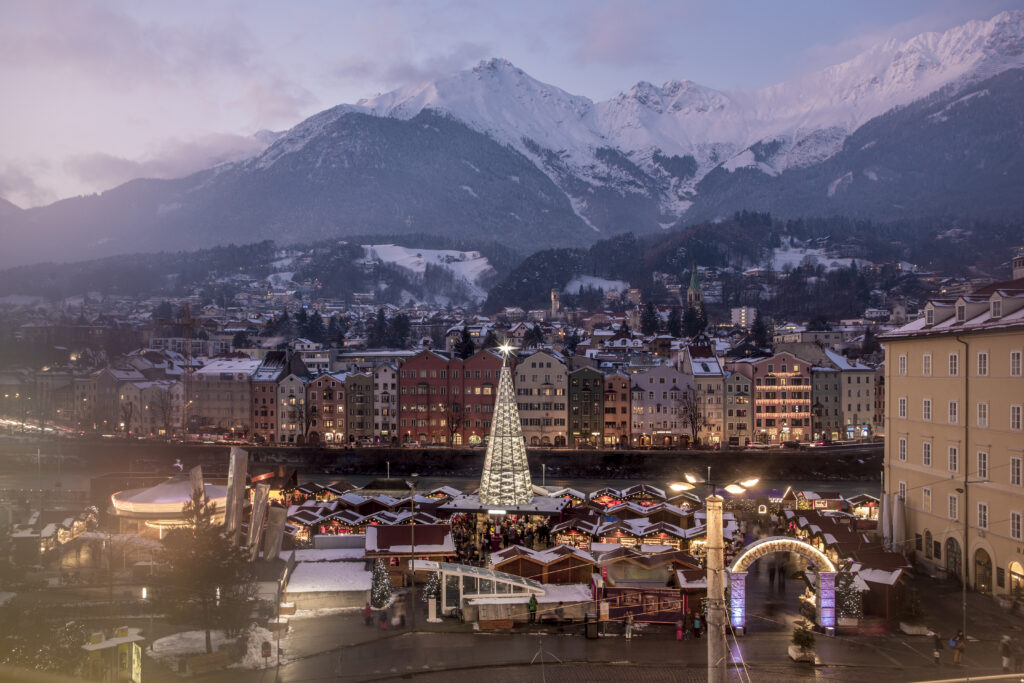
[882,261,1024,599]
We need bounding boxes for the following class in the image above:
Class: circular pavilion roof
[111,475,227,519]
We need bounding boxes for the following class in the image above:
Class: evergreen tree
[422,571,441,603]
[697,303,708,333]
[620,321,631,336]
[327,316,346,347]
[232,331,251,349]
[667,307,682,338]
[304,311,326,343]
[564,330,581,356]
[751,312,771,348]
[481,330,499,349]
[455,327,476,359]
[153,300,174,319]
[294,308,309,337]
[155,486,257,653]
[682,306,701,337]
[387,313,411,349]
[860,327,880,357]
[368,309,389,348]
[640,302,659,336]
[523,325,545,348]
[370,558,393,608]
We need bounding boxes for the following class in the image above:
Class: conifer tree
[640,302,659,336]
[667,307,682,337]
[370,558,393,608]
[455,327,475,359]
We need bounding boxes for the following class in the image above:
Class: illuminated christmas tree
[370,558,392,608]
[478,343,533,506]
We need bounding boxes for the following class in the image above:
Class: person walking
[675,618,684,641]
[768,560,776,589]
[528,594,538,625]
[952,630,965,665]
[778,557,787,594]
[1002,635,1013,673]
[932,632,943,665]
[692,612,702,640]
[625,611,634,640]
[363,602,373,627]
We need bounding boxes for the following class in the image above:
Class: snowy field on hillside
[767,244,869,272]
[564,276,630,294]
[362,244,494,300]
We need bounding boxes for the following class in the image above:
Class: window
[948,445,959,472]
[977,402,989,427]
[949,494,959,521]
[1013,457,1023,487]
[978,502,988,530]
[956,304,966,322]
[898,437,907,461]
[926,309,935,326]
[922,398,931,421]
[923,441,932,466]
[1012,351,1022,377]
[1012,405,1022,431]
[948,400,958,424]
[898,397,907,418]
[977,352,988,377]
[898,354,907,376]
[1012,512,1022,541]
[992,299,1002,318]
[949,353,959,376]
[898,481,907,500]
[923,488,931,512]
[922,354,932,377]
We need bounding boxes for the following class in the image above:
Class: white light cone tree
[478,344,533,506]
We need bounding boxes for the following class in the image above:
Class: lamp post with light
[670,472,758,683]
[408,473,418,630]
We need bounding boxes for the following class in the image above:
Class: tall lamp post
[670,473,758,683]
[408,473,418,630]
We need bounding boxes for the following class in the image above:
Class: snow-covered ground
[151,625,283,671]
[286,561,372,593]
[362,244,494,301]
[564,275,630,294]
[767,244,869,272]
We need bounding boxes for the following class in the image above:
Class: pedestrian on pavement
[778,558,787,594]
[380,609,389,630]
[625,611,634,640]
[952,630,965,665]
[363,602,372,627]
[683,611,693,639]
[675,618,683,641]
[1002,635,1013,672]
[692,612,702,639]
[528,594,538,625]
[932,632,943,665]
[768,561,776,589]
[555,601,565,633]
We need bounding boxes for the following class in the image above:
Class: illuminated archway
[727,536,837,635]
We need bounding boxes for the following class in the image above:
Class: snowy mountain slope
[329,11,1024,222]
[361,244,495,301]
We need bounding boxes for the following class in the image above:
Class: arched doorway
[1010,561,1024,597]
[946,538,962,579]
[727,536,837,634]
[974,548,992,594]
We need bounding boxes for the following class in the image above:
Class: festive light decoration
[370,558,393,608]
[726,536,836,634]
[478,346,533,506]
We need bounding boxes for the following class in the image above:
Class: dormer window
[956,305,966,323]
[926,309,934,326]
[992,299,1002,318]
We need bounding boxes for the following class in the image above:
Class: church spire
[478,344,533,506]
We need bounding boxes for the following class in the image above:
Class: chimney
[1013,252,1024,281]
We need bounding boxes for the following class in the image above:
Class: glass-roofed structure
[412,560,545,615]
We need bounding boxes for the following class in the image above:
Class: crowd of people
[449,513,553,565]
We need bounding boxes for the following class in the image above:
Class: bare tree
[120,401,134,439]
[676,387,708,446]
[444,401,464,446]
[150,387,174,435]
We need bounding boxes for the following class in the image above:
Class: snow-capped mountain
[3,11,1024,267]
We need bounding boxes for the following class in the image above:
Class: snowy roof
[365,524,454,555]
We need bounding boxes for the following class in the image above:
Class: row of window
[897,350,1021,377]
[897,397,1022,429]
[901,482,1020,539]
[897,437,1022,483]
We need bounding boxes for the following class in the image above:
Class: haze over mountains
[2,11,1024,268]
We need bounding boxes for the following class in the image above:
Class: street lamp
[408,473,418,630]
[669,471,758,683]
